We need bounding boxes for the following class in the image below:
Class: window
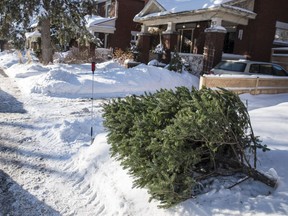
[131,31,139,45]
[105,0,112,17]
[259,64,273,75]
[249,64,259,73]
[250,64,273,75]
[250,64,287,76]
[274,21,288,45]
[94,32,109,48]
[215,61,246,72]
[273,65,287,76]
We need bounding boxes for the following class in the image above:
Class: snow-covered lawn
[0,51,288,215]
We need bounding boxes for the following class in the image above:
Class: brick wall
[108,0,145,50]
[234,0,288,62]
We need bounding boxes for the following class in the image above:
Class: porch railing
[172,52,203,76]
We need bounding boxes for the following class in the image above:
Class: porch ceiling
[88,25,116,34]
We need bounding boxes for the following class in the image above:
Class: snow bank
[1,53,199,98]
[1,51,288,215]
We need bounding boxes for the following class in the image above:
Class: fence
[199,75,288,95]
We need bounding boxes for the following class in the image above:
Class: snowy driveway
[0,71,104,215]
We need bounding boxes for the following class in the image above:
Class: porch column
[202,18,227,74]
[104,34,109,48]
[162,22,178,64]
[0,40,3,51]
[137,25,151,64]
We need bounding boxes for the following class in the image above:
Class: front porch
[86,15,116,49]
[134,0,256,73]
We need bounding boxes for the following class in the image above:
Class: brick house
[87,0,146,51]
[23,0,146,54]
[134,0,288,73]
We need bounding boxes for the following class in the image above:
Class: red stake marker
[91,62,96,144]
[91,62,96,73]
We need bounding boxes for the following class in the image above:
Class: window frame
[274,21,288,45]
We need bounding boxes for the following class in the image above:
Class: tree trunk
[241,164,277,188]
[40,18,53,65]
[218,158,277,188]
[89,42,96,59]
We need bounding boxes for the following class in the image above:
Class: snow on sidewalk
[1,51,288,215]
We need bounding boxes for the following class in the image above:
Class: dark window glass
[178,29,194,53]
[249,64,260,73]
[273,65,288,76]
[259,64,273,75]
[215,61,246,72]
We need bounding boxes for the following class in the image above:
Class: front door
[177,28,194,53]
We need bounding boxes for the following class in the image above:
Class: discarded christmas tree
[103,87,276,208]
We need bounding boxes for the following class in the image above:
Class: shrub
[113,48,134,65]
[103,87,271,208]
[168,51,183,73]
[53,47,106,64]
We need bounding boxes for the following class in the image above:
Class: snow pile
[1,51,199,98]
[57,119,93,143]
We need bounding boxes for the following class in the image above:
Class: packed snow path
[0,71,107,215]
[0,71,59,215]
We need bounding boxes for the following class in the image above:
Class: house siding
[234,0,288,62]
[108,0,145,50]
[135,0,288,66]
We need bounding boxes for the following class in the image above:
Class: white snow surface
[4,52,197,98]
[85,15,115,28]
[1,51,288,215]
[157,0,233,13]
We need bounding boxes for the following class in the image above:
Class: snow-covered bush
[152,43,165,55]
[53,47,105,64]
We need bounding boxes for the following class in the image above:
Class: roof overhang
[86,16,116,34]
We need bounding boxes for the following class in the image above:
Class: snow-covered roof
[85,15,116,34]
[25,30,41,39]
[85,15,115,27]
[135,0,256,24]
